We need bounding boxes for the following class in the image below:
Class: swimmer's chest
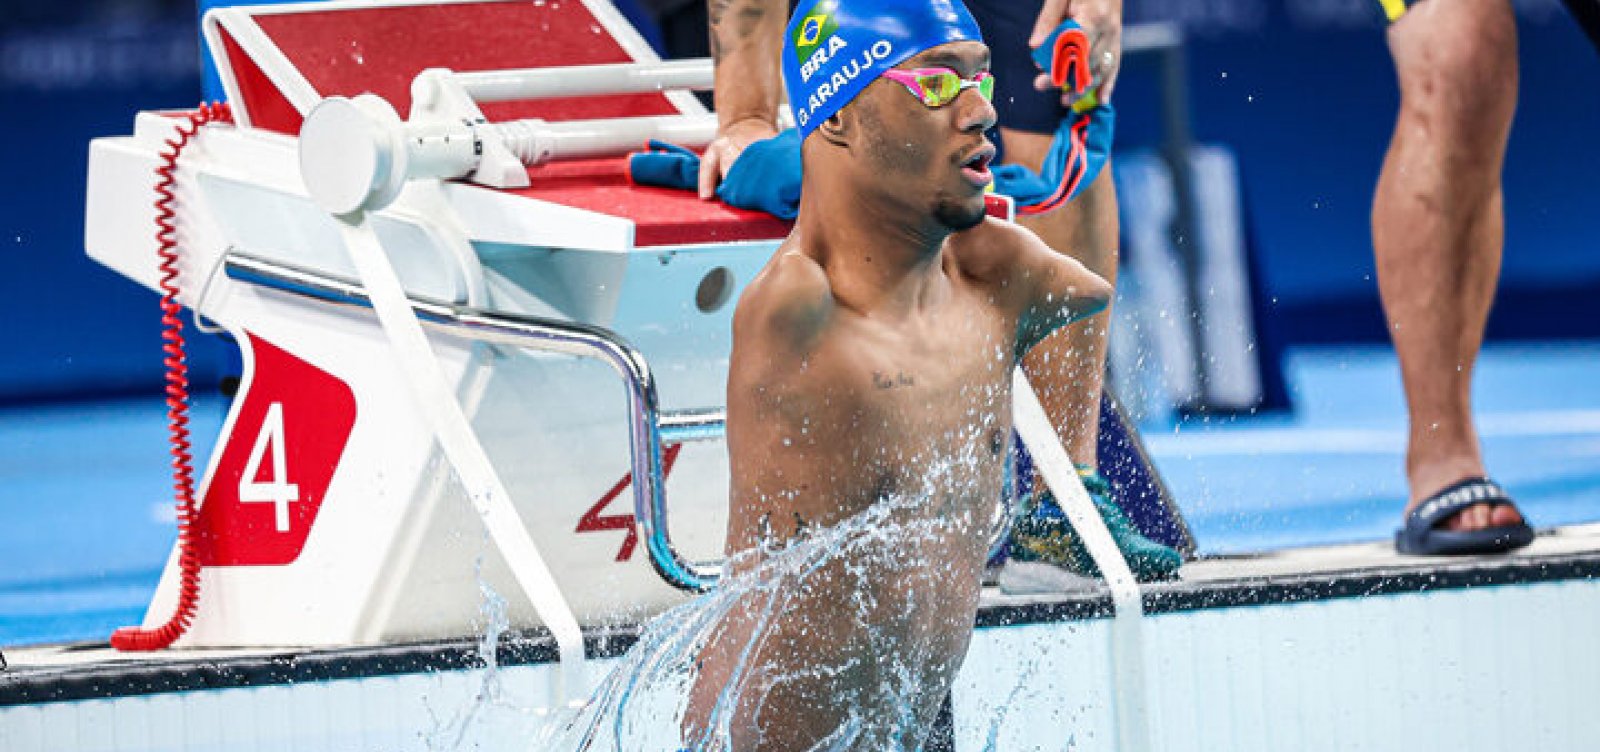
[808,295,1014,441]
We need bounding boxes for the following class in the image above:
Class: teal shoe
[1009,470,1183,583]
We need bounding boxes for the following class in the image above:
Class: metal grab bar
[226,253,725,591]
[452,59,713,102]
[493,113,718,166]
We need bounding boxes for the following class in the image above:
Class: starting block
[87,0,792,660]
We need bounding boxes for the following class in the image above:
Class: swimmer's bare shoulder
[947,217,1113,355]
[732,243,838,372]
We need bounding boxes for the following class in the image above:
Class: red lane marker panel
[252,0,678,125]
[197,334,357,567]
[217,26,304,136]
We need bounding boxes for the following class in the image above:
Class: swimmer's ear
[816,112,849,148]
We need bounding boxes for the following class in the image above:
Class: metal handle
[495,113,717,166]
[454,59,714,102]
[225,253,725,591]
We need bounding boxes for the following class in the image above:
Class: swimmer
[700,0,1183,587]
[681,1,1111,748]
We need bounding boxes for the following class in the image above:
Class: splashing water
[426,578,512,750]
[534,453,1009,752]
[425,556,559,751]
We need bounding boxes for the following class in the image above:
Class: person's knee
[1390,0,1518,135]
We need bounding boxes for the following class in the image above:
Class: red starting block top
[207,0,790,246]
[516,158,792,247]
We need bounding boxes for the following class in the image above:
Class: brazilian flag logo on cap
[793,0,839,60]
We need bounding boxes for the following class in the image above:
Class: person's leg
[973,0,1179,585]
[1375,0,1523,534]
[1000,130,1182,584]
[1006,128,1117,468]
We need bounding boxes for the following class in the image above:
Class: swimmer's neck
[794,183,954,314]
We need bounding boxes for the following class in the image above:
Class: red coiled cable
[111,102,234,652]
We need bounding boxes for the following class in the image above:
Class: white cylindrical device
[300,95,483,214]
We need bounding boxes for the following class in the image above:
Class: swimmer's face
[851,41,997,231]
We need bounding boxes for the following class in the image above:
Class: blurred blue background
[2,0,1595,403]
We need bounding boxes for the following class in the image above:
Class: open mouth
[959,146,996,188]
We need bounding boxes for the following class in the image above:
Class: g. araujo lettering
[796,38,894,128]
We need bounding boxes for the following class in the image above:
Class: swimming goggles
[879,68,995,108]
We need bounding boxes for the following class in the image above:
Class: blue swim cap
[782,0,982,140]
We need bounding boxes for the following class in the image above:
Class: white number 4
[239,402,301,532]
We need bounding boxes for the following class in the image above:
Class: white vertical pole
[336,213,587,706]
[1012,368,1153,751]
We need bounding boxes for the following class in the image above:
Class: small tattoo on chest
[872,371,916,389]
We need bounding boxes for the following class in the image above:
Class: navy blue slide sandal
[1395,477,1536,555]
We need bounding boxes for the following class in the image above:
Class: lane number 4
[238,401,301,532]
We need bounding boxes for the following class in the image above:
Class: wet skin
[683,42,1112,751]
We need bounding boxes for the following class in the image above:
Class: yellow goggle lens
[886,69,995,108]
